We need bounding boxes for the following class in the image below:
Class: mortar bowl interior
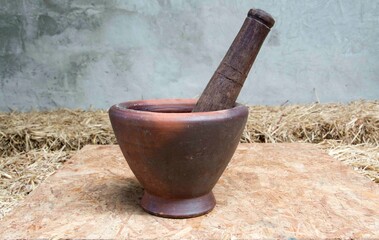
[109,99,248,218]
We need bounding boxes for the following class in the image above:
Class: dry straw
[0,100,378,218]
[0,148,70,217]
[0,109,115,157]
[323,141,379,183]
[242,100,379,144]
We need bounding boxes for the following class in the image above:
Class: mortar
[109,99,248,218]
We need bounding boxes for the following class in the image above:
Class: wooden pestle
[193,9,275,112]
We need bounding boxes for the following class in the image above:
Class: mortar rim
[109,98,248,121]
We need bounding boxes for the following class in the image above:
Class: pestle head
[248,8,275,28]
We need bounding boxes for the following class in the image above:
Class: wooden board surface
[0,144,378,238]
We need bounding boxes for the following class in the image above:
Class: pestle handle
[192,9,275,112]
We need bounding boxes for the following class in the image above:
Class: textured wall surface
[0,0,378,111]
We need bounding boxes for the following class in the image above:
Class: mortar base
[141,191,216,219]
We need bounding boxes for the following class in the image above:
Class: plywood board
[0,144,378,238]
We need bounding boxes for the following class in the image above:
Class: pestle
[193,9,275,112]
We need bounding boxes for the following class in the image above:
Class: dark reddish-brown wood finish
[109,99,248,218]
[193,9,275,112]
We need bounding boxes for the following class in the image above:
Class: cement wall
[1,0,378,111]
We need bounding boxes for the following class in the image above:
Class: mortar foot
[141,191,216,219]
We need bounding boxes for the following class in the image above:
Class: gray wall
[1,0,378,111]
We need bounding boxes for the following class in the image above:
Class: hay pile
[242,100,379,144]
[0,109,115,157]
[1,101,377,157]
[0,100,378,218]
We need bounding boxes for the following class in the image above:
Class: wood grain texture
[193,9,275,112]
[0,144,378,239]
